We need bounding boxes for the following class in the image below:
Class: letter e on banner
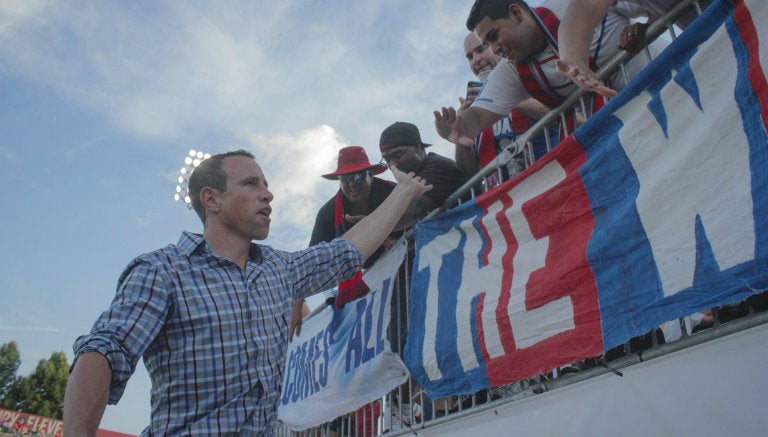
[476,143,604,384]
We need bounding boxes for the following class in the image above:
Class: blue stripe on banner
[578,115,662,349]
[577,0,768,349]
[407,202,491,395]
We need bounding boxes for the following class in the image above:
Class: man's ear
[200,187,220,214]
[509,4,524,21]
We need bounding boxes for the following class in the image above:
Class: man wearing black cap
[380,122,467,229]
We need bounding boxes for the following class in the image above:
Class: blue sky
[0,0,511,433]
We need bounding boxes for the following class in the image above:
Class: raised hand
[288,299,305,342]
[434,106,457,141]
[555,58,618,98]
[434,107,475,148]
[619,22,649,55]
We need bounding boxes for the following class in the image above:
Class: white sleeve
[612,0,652,19]
[470,61,531,116]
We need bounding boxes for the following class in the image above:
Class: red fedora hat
[322,146,387,180]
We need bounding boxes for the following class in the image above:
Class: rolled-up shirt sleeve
[72,258,172,404]
[287,238,365,300]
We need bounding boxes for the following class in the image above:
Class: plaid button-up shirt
[73,231,363,436]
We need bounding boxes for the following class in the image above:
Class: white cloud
[244,124,347,232]
[0,0,54,38]
[0,1,473,149]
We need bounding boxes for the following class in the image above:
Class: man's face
[464,33,500,77]
[215,155,274,241]
[380,146,425,174]
[339,170,372,205]
[474,5,540,64]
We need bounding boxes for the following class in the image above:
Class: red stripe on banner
[475,291,490,365]
[474,137,604,384]
[495,193,519,355]
[478,198,493,267]
[476,192,520,360]
[733,0,768,129]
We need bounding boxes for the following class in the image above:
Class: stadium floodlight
[175,149,212,209]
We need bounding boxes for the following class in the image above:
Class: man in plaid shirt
[63,149,431,436]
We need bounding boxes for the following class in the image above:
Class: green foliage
[0,343,69,420]
[0,341,21,400]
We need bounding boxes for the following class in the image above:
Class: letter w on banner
[278,239,409,430]
[405,0,768,398]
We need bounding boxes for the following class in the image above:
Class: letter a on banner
[279,239,409,430]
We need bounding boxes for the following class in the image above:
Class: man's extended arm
[448,98,550,178]
[341,165,431,259]
[395,194,436,231]
[434,105,502,148]
[455,142,480,179]
[451,97,483,178]
[516,98,552,121]
[63,352,112,437]
[555,0,618,97]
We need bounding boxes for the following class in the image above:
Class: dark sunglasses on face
[380,148,408,164]
[339,171,370,184]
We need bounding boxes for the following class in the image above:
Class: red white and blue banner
[405,0,768,398]
[278,240,408,430]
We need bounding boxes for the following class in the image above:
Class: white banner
[278,239,409,430]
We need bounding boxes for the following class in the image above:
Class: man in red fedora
[313,145,393,241]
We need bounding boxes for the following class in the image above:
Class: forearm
[455,144,480,179]
[458,106,490,142]
[394,195,435,231]
[558,0,614,66]
[64,352,112,437]
[515,98,551,121]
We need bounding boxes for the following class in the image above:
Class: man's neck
[345,196,369,215]
[203,226,252,272]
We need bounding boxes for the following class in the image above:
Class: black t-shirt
[416,152,468,207]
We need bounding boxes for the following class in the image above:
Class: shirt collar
[178,231,263,262]
[178,231,207,256]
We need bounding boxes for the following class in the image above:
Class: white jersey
[473,0,651,116]
[634,0,707,28]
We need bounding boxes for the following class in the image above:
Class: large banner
[278,240,408,430]
[405,0,768,398]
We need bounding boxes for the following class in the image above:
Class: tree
[0,341,21,400]
[0,346,69,420]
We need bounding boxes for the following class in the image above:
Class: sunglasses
[339,171,370,184]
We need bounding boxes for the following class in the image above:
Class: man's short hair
[188,149,255,224]
[466,0,528,32]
